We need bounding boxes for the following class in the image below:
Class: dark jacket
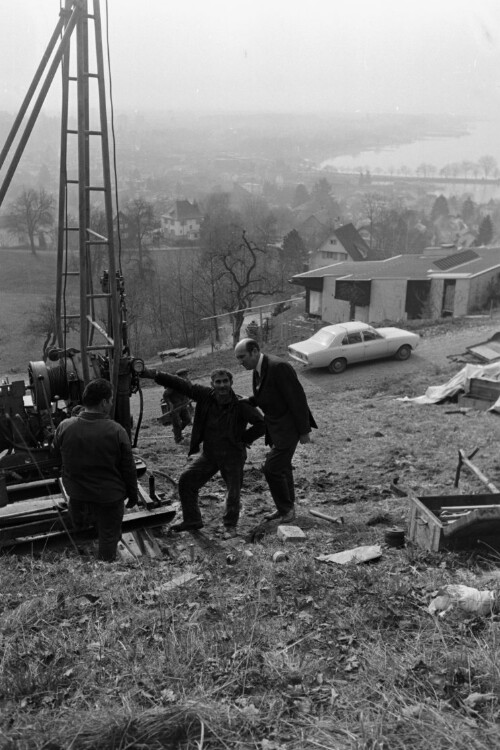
[250,354,317,448]
[52,412,138,505]
[153,372,265,456]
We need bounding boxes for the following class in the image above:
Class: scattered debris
[384,527,405,547]
[272,551,287,563]
[151,573,198,595]
[277,525,306,542]
[463,692,497,708]
[308,508,344,525]
[409,493,500,551]
[158,347,196,361]
[316,544,382,565]
[466,332,500,363]
[399,361,500,406]
[428,584,496,617]
[454,448,499,493]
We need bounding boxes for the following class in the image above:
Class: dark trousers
[69,498,125,562]
[171,406,192,443]
[263,440,298,514]
[178,450,245,527]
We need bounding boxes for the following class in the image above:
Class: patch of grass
[3,316,500,748]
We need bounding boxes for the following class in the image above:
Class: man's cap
[176,368,189,376]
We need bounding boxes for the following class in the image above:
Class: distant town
[1,109,499,357]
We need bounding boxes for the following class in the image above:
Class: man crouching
[142,367,265,538]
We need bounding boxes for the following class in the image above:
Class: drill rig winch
[0,1,155,520]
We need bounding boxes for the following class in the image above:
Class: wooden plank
[131,528,162,558]
[469,378,500,400]
[406,491,443,551]
[440,504,500,512]
[316,545,382,565]
[118,532,142,561]
[0,506,176,549]
[152,572,198,593]
[457,394,494,412]
[442,507,500,538]
[309,509,344,524]
[456,450,500,493]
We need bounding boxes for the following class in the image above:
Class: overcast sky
[1,0,500,117]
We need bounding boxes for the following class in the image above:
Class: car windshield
[310,330,336,346]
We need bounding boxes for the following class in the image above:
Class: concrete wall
[321,277,351,322]
[454,279,470,316]
[429,275,491,317]
[321,277,408,323]
[318,271,499,324]
[368,279,407,323]
[428,279,444,318]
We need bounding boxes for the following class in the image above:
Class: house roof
[292,246,500,283]
[433,248,479,270]
[332,223,372,261]
[166,200,201,221]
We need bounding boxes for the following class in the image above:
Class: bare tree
[3,187,55,255]
[478,155,498,179]
[24,298,78,360]
[121,197,156,276]
[220,231,283,346]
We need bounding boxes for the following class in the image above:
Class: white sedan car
[288,321,420,373]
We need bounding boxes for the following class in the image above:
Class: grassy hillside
[0,247,187,374]
[0,250,61,373]
[2,340,500,749]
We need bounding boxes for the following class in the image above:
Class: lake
[321,119,500,201]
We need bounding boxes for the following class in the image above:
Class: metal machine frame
[0,0,142,455]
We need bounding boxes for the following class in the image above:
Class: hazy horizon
[1,0,499,119]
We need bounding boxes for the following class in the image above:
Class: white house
[291,246,500,323]
[308,222,376,269]
[161,200,202,241]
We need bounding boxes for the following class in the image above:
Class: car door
[341,331,365,363]
[362,328,389,360]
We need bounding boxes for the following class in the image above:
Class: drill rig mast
[0,0,145,484]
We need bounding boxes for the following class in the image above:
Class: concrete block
[277,525,306,542]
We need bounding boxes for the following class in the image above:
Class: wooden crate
[469,378,500,401]
[408,493,500,552]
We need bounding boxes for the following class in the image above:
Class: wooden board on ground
[118,529,163,561]
[1,505,177,553]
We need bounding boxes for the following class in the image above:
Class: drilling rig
[0,1,174,551]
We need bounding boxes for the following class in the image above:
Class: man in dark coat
[142,367,265,537]
[234,338,316,523]
[52,378,139,561]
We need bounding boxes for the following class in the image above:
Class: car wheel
[328,357,347,374]
[395,344,412,361]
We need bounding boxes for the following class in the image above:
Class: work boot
[223,526,238,539]
[265,509,296,523]
[264,510,282,521]
[171,520,203,533]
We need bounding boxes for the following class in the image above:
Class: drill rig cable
[132,385,144,449]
